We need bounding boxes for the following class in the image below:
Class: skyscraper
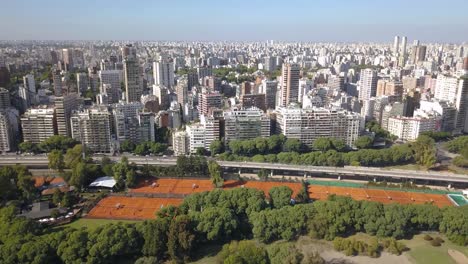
[279,63,300,107]
[358,69,378,101]
[153,60,174,88]
[455,75,468,133]
[124,52,143,103]
[0,112,13,153]
[393,36,400,54]
[76,73,88,96]
[55,93,80,137]
[52,69,63,96]
[99,70,121,103]
[401,36,407,56]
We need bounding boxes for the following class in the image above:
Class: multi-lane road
[2,155,468,185]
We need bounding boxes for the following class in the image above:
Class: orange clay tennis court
[223,180,302,197]
[129,178,214,195]
[307,185,453,207]
[87,196,183,220]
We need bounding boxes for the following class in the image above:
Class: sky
[1,0,468,42]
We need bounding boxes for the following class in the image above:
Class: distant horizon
[2,0,468,43]
[0,39,466,45]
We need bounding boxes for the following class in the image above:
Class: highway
[1,155,468,184]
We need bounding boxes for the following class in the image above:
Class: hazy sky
[2,0,467,42]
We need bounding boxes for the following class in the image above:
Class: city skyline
[1,0,468,42]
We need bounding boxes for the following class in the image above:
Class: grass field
[402,233,468,264]
[189,233,468,264]
[58,218,140,230]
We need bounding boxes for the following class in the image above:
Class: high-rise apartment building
[123,46,142,103]
[54,93,80,137]
[455,75,468,133]
[0,112,13,153]
[153,60,174,88]
[393,36,400,54]
[376,80,403,97]
[0,87,10,109]
[240,94,266,111]
[99,70,121,103]
[76,73,88,96]
[198,91,223,115]
[387,115,440,141]
[358,69,378,101]
[435,75,459,104]
[223,107,270,142]
[176,78,188,106]
[276,106,362,147]
[71,106,112,153]
[21,107,57,144]
[52,69,63,96]
[261,80,278,109]
[279,63,300,107]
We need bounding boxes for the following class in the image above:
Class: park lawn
[59,218,140,230]
[402,233,468,264]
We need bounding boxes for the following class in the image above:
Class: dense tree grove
[219,143,414,167]
[445,135,468,153]
[0,186,467,264]
[0,165,37,204]
[19,135,78,154]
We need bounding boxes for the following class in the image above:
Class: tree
[453,156,468,168]
[52,189,63,206]
[191,207,238,241]
[283,138,302,153]
[126,169,137,188]
[208,161,224,188]
[295,181,309,203]
[39,135,78,153]
[195,147,207,156]
[354,136,373,149]
[48,149,65,171]
[269,186,293,209]
[331,139,347,152]
[267,242,303,264]
[139,219,169,259]
[19,141,38,154]
[219,240,268,264]
[257,169,270,181]
[313,138,333,152]
[210,140,224,156]
[57,229,90,263]
[135,143,148,156]
[64,144,88,169]
[439,206,468,246]
[120,139,136,152]
[167,215,195,263]
[101,157,114,176]
[412,135,437,168]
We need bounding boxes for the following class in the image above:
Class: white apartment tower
[275,106,362,147]
[21,108,57,144]
[153,60,174,88]
[358,69,378,101]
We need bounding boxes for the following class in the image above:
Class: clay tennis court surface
[88,179,453,220]
[307,185,453,207]
[129,178,214,195]
[87,196,182,220]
